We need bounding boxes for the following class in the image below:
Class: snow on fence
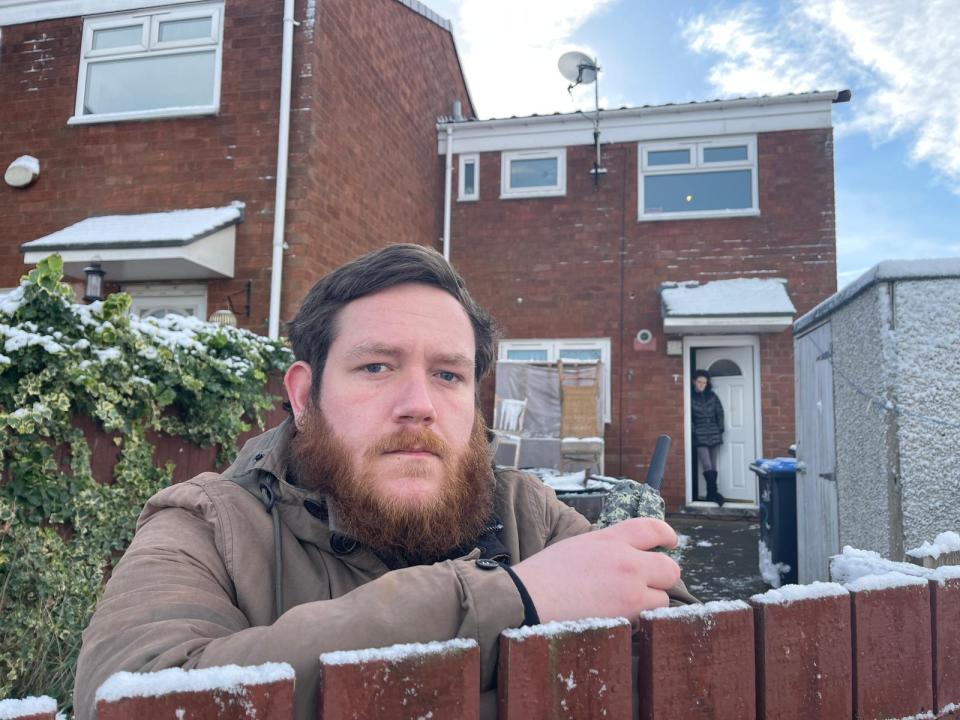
[4,565,958,720]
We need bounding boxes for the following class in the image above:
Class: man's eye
[362,363,388,374]
[437,370,462,383]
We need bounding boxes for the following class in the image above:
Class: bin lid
[751,457,797,474]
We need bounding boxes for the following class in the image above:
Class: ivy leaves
[0,255,291,709]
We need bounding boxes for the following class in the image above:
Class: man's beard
[289,404,495,564]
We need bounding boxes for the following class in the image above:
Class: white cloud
[682,0,960,194]
[444,0,617,118]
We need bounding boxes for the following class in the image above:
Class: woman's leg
[696,446,714,472]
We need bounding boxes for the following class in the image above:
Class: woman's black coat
[691,389,725,448]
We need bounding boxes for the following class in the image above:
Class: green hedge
[0,256,292,711]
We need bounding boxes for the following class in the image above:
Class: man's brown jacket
[74,419,693,719]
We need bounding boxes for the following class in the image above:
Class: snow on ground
[758,539,791,588]
[521,467,618,492]
[95,663,294,702]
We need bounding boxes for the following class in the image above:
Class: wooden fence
[3,569,957,720]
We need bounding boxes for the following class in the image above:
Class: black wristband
[498,562,540,626]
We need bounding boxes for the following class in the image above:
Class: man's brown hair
[287,243,498,398]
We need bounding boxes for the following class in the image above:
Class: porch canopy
[20,202,243,282]
[659,278,796,334]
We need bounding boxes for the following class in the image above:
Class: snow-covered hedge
[0,255,291,712]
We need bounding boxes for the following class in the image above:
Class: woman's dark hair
[287,243,499,398]
[693,369,711,381]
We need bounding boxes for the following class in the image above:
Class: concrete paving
[666,513,771,602]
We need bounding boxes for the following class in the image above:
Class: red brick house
[439,91,849,509]
[1,0,848,511]
[1,0,472,334]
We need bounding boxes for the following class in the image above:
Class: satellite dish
[557,51,607,186]
[558,51,598,88]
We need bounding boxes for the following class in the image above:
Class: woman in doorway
[692,369,725,506]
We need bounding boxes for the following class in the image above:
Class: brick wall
[450,130,837,507]
[0,0,470,334]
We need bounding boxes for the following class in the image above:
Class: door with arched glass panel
[695,346,757,503]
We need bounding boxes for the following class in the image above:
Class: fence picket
[94,663,295,720]
[750,584,852,719]
[637,601,756,720]
[317,639,479,720]
[497,617,632,720]
[932,571,960,713]
[848,574,933,719]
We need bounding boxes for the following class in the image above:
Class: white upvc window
[70,2,224,125]
[638,136,759,221]
[498,338,611,423]
[500,148,566,199]
[123,282,208,319]
[458,153,479,201]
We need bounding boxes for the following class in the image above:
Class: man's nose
[392,373,437,425]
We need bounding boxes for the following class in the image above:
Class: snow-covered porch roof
[659,278,796,334]
[20,203,243,282]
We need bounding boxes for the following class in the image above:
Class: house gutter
[267,0,297,340]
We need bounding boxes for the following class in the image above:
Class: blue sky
[426,0,960,287]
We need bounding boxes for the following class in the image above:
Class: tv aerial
[558,51,606,187]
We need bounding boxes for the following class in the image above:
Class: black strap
[499,562,540,626]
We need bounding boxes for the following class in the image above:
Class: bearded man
[74,244,693,720]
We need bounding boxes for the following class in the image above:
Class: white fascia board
[0,0,209,26]
[24,226,235,281]
[438,94,837,154]
[663,315,793,335]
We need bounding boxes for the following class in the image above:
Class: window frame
[500,148,566,199]
[123,282,208,319]
[70,2,224,126]
[498,338,611,423]
[458,153,479,201]
[637,136,759,221]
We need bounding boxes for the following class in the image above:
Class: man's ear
[284,360,314,422]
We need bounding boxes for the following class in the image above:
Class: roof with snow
[20,203,244,252]
[794,257,960,334]
[659,278,795,335]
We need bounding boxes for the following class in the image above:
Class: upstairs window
[70,3,224,125]
[500,149,566,199]
[638,137,758,220]
[458,153,479,201]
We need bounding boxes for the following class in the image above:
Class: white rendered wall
[832,285,894,555]
[891,278,960,549]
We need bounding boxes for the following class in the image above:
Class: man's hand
[511,518,681,623]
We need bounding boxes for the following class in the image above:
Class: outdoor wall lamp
[208,280,252,327]
[83,263,105,302]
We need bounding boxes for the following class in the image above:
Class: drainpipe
[267,0,296,340]
[442,124,453,262]
[442,100,463,262]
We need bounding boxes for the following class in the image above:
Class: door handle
[819,472,835,481]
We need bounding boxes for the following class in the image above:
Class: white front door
[695,346,757,503]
